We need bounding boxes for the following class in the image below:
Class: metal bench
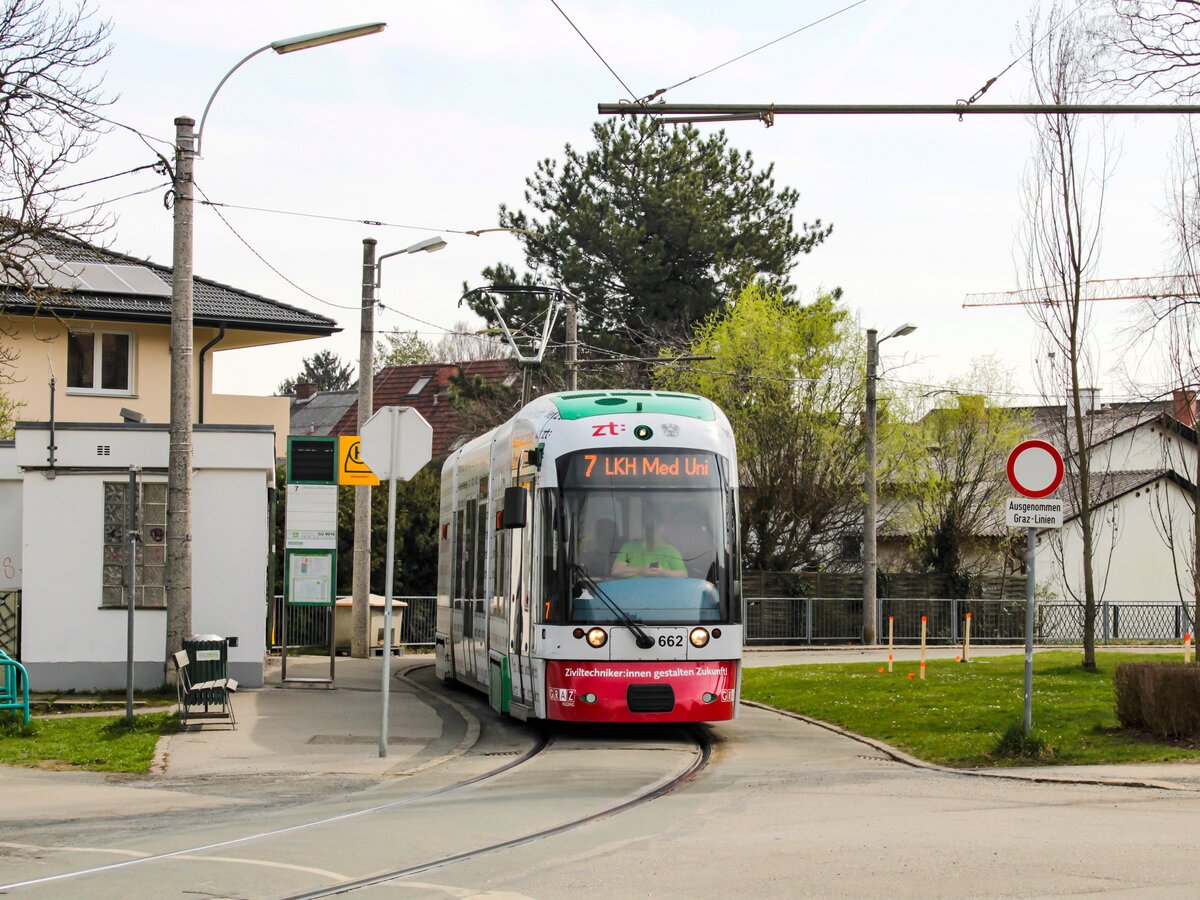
[172,649,237,729]
[0,650,30,725]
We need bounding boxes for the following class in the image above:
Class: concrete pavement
[2,647,1197,836]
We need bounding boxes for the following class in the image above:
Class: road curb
[739,699,1198,793]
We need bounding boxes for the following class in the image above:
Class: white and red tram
[434,390,743,723]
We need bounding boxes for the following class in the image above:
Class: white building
[1034,409,1198,616]
[0,421,275,689]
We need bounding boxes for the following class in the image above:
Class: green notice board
[286,549,335,606]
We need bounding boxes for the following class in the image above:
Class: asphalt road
[1,658,1197,898]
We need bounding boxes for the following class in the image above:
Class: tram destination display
[562,449,721,489]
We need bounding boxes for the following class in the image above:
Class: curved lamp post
[165,23,386,677]
[350,235,446,659]
[863,322,916,645]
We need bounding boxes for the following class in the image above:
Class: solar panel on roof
[69,263,171,297]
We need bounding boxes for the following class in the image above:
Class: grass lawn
[0,712,177,774]
[741,651,1200,768]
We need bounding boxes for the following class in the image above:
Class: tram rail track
[0,665,543,895]
[279,724,712,899]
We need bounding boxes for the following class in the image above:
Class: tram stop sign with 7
[359,406,432,481]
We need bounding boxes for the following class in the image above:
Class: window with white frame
[67,330,134,393]
[102,481,166,608]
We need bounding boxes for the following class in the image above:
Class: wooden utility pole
[165,116,195,681]
[352,238,376,659]
[565,292,578,391]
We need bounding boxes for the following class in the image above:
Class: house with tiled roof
[1033,395,1199,618]
[0,235,339,686]
[329,359,520,461]
[1,233,339,451]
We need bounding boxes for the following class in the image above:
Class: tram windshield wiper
[571,564,655,650]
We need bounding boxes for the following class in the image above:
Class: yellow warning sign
[338,436,380,486]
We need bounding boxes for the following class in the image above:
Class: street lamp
[350,235,446,659]
[863,322,916,645]
[165,22,386,676]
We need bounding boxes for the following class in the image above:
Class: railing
[0,649,30,725]
[0,591,18,659]
[267,595,437,652]
[744,597,1196,645]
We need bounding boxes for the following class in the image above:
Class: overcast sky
[65,0,1184,405]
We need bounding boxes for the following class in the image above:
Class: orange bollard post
[919,615,927,680]
[962,611,972,663]
[1186,633,1193,664]
[887,615,894,673]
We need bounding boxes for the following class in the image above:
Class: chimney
[1173,389,1197,427]
[1077,387,1098,415]
[295,382,317,401]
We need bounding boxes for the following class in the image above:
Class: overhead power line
[598,102,1200,127]
[964,276,1200,308]
[641,0,871,104]
[550,0,638,102]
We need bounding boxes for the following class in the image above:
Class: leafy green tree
[273,464,440,599]
[0,388,20,439]
[335,467,440,597]
[374,328,435,372]
[471,118,832,355]
[892,360,1029,592]
[654,282,865,571]
[278,349,355,394]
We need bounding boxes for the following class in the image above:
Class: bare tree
[1019,5,1114,670]
[1126,120,1200,645]
[0,0,113,371]
[1099,1,1200,97]
[433,320,510,364]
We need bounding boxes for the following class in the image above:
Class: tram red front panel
[545,660,738,722]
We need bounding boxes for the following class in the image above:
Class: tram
[435,390,742,723]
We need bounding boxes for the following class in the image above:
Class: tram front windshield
[559,448,732,625]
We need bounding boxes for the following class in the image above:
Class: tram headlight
[689,627,710,648]
[586,627,608,648]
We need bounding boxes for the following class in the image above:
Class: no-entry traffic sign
[1006,440,1064,498]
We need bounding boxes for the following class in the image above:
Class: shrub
[1113,663,1200,738]
[992,721,1053,761]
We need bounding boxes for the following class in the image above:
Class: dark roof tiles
[3,233,338,335]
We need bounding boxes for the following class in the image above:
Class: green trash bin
[182,634,228,704]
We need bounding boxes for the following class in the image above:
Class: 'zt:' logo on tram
[549,688,576,705]
[591,422,627,437]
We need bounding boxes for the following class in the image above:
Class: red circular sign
[1006,440,1064,498]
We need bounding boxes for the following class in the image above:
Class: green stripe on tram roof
[551,391,716,421]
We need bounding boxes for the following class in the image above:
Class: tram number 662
[658,634,683,647]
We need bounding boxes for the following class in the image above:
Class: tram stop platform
[0,655,461,827]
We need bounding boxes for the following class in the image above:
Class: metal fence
[744,597,1195,645]
[267,596,438,652]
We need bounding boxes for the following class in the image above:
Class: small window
[102,481,167,609]
[408,375,432,396]
[68,331,134,394]
[840,534,862,562]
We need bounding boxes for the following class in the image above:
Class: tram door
[454,501,476,685]
[471,499,489,686]
[507,486,535,706]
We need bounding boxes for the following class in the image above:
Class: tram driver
[610,499,687,579]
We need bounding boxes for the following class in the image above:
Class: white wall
[12,424,273,689]
[1091,421,1198,477]
[1035,476,1196,607]
[0,445,21,590]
